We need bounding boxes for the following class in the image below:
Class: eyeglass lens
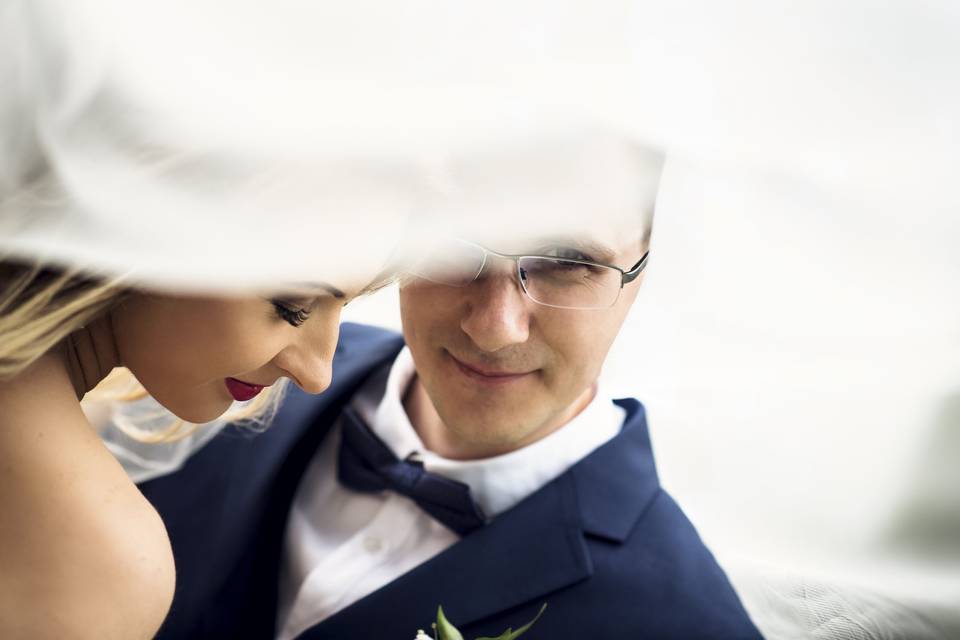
[410,241,623,309]
[518,257,621,309]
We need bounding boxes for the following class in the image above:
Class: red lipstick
[225,377,265,401]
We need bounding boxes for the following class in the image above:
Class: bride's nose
[274,308,342,394]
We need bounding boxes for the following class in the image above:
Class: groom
[140,190,761,638]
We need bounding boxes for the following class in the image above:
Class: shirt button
[363,536,383,554]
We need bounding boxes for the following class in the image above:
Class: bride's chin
[186,402,233,425]
[161,393,233,426]
[137,376,236,425]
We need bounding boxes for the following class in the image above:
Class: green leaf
[436,606,465,640]
[474,603,548,640]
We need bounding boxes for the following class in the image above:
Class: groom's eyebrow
[535,235,619,261]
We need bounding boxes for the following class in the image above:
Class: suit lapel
[303,472,591,639]
[299,397,659,640]
[573,399,660,542]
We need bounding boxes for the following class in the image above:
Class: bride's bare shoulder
[0,351,175,640]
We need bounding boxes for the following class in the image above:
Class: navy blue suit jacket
[140,323,762,639]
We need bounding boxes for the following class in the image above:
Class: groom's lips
[224,377,266,401]
[447,352,535,386]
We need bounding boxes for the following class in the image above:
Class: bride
[0,259,386,638]
[0,3,402,635]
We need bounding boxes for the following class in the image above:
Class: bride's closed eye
[270,299,312,327]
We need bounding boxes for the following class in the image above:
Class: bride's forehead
[263,278,375,301]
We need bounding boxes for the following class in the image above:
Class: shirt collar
[351,347,624,519]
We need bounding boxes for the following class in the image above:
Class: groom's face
[399,229,646,456]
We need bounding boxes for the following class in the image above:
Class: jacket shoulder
[338,322,400,349]
[593,489,763,638]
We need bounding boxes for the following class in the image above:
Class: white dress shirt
[276,348,625,640]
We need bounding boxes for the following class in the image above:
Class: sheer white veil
[3,2,959,638]
[5,0,956,288]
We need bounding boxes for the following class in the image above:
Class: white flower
[414,630,433,640]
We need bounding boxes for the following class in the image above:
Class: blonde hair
[0,260,287,443]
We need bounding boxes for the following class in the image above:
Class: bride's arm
[0,352,175,639]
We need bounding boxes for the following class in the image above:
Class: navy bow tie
[337,407,486,535]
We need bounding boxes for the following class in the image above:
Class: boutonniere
[415,603,547,640]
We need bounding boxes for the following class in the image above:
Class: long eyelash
[271,300,311,327]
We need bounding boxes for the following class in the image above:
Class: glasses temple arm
[621,251,650,285]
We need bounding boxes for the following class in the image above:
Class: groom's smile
[445,350,539,386]
[399,230,646,460]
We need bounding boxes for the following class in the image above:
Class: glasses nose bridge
[470,246,534,303]
[475,247,524,285]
